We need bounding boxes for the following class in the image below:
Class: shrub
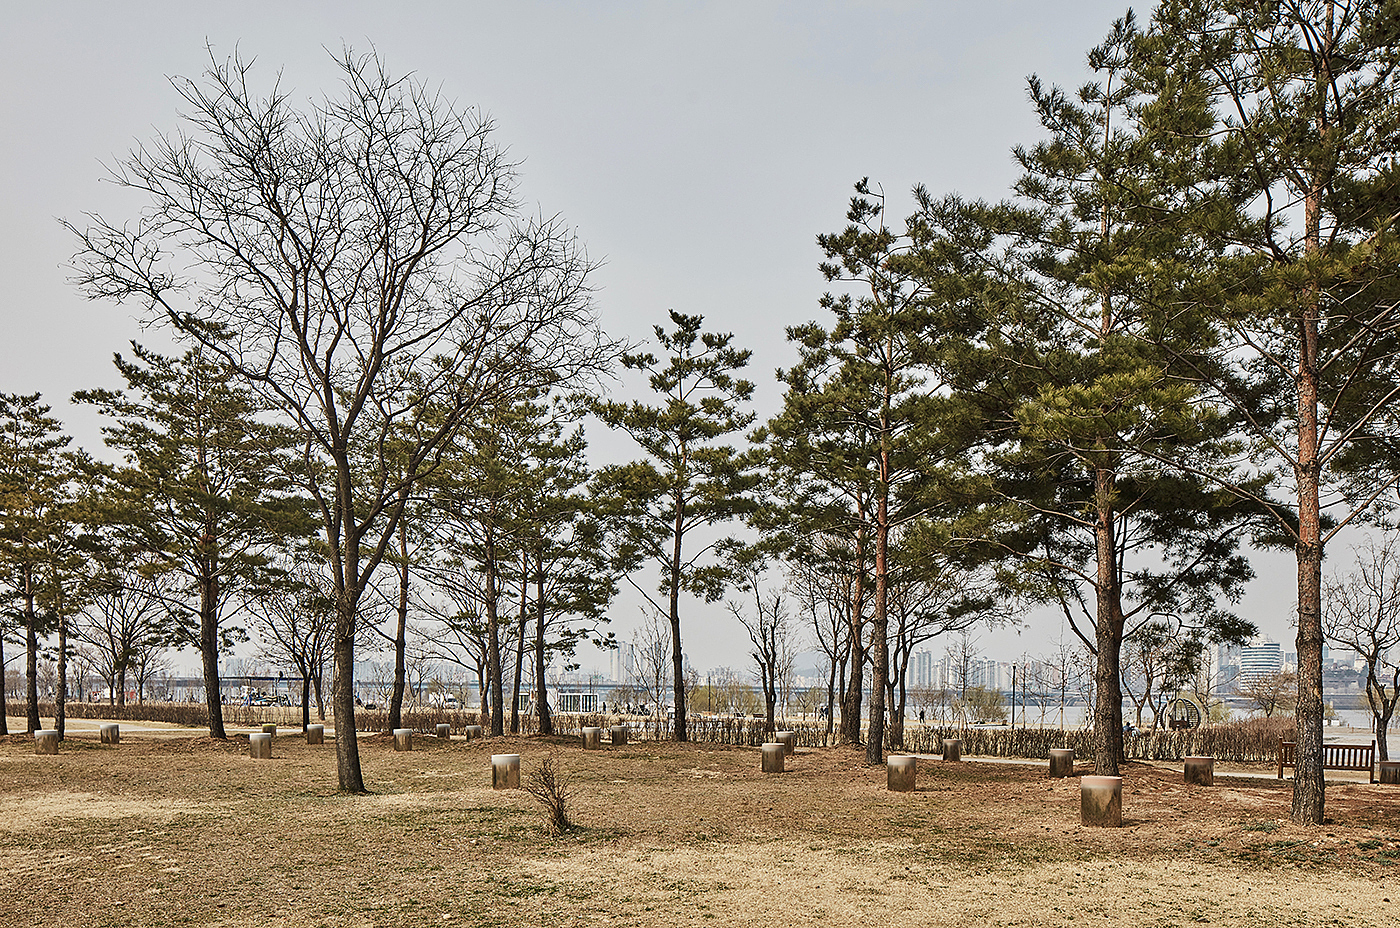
[522,755,572,835]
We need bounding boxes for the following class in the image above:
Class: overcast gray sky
[2,1,1307,678]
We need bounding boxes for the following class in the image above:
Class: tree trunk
[25,570,40,733]
[824,651,837,741]
[763,658,777,733]
[1287,69,1331,815]
[886,661,906,749]
[534,555,553,735]
[1293,503,1325,822]
[510,559,527,734]
[0,632,8,736]
[313,666,326,722]
[840,525,867,745]
[299,656,312,731]
[866,446,891,766]
[198,568,226,738]
[485,526,504,737]
[1091,466,1125,776]
[1366,665,1398,761]
[670,492,688,742]
[55,612,68,739]
[332,590,366,792]
[388,517,410,732]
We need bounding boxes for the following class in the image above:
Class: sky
[0,1,1312,681]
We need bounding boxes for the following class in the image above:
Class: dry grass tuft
[522,753,573,834]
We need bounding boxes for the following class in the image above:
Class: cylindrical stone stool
[249,732,272,760]
[1049,748,1074,778]
[610,725,629,746]
[306,724,324,745]
[262,723,277,737]
[761,742,785,773]
[775,731,796,756]
[1080,775,1123,827]
[1184,755,1215,786]
[34,730,59,755]
[99,723,120,745]
[581,727,602,749]
[436,723,451,740]
[887,754,917,792]
[1378,760,1400,785]
[492,754,521,789]
[464,725,484,741]
[942,738,962,762]
[393,728,413,752]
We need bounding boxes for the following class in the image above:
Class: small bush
[522,755,572,835]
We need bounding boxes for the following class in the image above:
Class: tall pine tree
[1137,0,1400,822]
[592,311,759,742]
[76,345,310,738]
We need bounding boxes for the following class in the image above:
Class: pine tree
[909,14,1264,774]
[0,394,73,734]
[513,400,614,736]
[592,311,760,742]
[1138,0,1400,822]
[765,181,971,764]
[75,345,311,739]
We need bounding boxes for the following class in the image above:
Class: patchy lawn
[0,727,1396,927]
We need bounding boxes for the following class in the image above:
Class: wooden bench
[1277,738,1376,783]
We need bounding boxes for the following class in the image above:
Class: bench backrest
[1277,738,1375,771]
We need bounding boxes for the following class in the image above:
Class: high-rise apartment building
[1238,639,1283,689]
[609,643,634,684]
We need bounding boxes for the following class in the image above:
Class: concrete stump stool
[99,723,120,745]
[1049,748,1074,778]
[306,724,324,745]
[942,738,962,762]
[436,723,451,740]
[1080,775,1123,827]
[262,723,277,737]
[393,728,413,752]
[464,725,484,741]
[887,755,917,792]
[581,727,602,749]
[610,725,629,746]
[775,731,796,756]
[492,754,521,790]
[1379,761,1400,785]
[761,742,785,773]
[249,733,272,760]
[1184,755,1215,787]
[34,730,59,755]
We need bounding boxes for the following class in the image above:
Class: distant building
[609,643,634,684]
[912,649,934,688]
[1238,639,1283,689]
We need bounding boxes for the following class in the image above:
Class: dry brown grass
[0,725,1397,927]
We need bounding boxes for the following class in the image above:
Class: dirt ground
[1,721,1397,928]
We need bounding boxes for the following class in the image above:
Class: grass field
[2,723,1397,927]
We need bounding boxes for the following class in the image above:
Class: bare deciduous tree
[725,554,792,734]
[788,550,852,741]
[1324,539,1400,759]
[75,567,175,707]
[1240,671,1298,719]
[249,559,335,729]
[630,609,671,730]
[70,50,613,791]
